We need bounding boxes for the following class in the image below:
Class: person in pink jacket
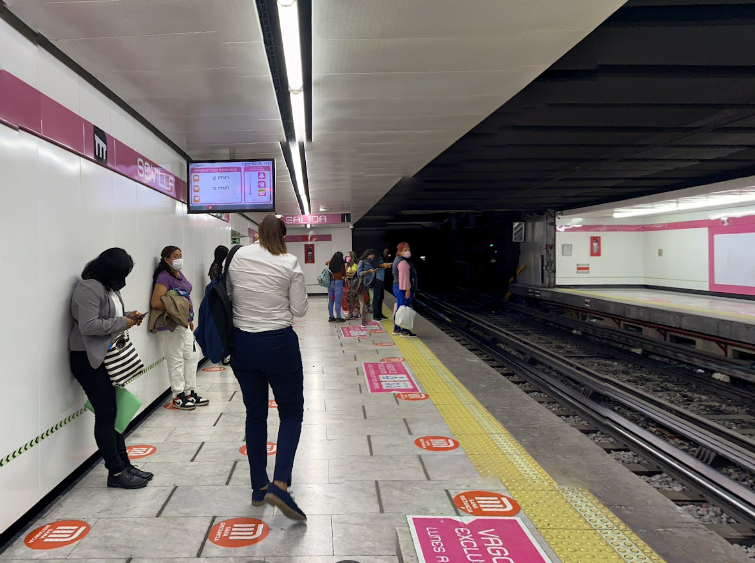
[392,242,418,337]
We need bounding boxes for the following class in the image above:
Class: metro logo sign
[453,491,521,517]
[414,436,460,451]
[208,518,269,548]
[24,520,91,550]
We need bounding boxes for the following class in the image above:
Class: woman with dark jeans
[227,215,309,520]
[69,248,152,489]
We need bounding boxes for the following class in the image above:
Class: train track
[414,291,755,534]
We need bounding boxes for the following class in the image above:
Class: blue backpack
[195,245,242,363]
[317,267,332,288]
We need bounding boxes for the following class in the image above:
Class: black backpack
[195,245,242,363]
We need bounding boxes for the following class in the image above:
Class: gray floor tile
[66,517,210,558]
[295,436,370,459]
[124,427,175,443]
[403,418,453,437]
[199,515,333,557]
[191,441,248,462]
[377,481,457,515]
[138,462,234,487]
[332,513,406,556]
[326,419,409,438]
[288,481,380,515]
[229,458,329,487]
[125,442,202,463]
[140,412,222,428]
[329,456,427,482]
[265,558,398,563]
[370,434,466,457]
[46,486,174,519]
[420,454,480,481]
[159,486,275,517]
[364,404,441,419]
[165,426,244,443]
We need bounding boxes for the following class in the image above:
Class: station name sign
[281,213,351,226]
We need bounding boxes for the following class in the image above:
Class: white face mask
[403,251,411,258]
[171,258,183,270]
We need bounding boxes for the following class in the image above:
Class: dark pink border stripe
[0,69,187,203]
[286,234,333,242]
[558,215,755,233]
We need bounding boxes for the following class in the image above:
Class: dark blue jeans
[328,279,344,318]
[231,327,304,491]
[393,284,415,332]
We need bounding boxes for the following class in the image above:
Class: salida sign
[408,516,553,563]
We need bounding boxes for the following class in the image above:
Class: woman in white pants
[151,245,209,410]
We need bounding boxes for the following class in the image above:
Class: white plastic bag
[395,305,416,331]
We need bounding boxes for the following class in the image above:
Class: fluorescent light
[290,90,306,142]
[289,141,310,216]
[277,0,303,91]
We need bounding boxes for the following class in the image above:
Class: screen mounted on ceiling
[187,160,275,213]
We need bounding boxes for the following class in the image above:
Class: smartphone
[132,312,146,321]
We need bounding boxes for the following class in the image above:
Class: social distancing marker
[239,443,276,456]
[202,367,226,372]
[415,436,459,451]
[269,400,277,409]
[126,445,156,459]
[454,491,521,517]
[381,357,404,362]
[396,393,429,401]
[208,518,269,548]
[25,520,91,550]
[364,362,421,394]
[375,342,395,347]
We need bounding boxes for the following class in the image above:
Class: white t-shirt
[109,290,125,343]
[227,243,308,333]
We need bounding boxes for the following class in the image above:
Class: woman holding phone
[69,248,152,489]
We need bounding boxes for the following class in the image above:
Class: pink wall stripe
[0,69,187,203]
[557,215,755,233]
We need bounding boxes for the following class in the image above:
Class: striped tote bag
[104,332,144,387]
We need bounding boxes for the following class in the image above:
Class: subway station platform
[0,297,748,563]
[510,285,755,345]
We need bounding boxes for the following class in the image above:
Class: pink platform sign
[363,361,421,394]
[408,516,553,563]
[341,326,368,338]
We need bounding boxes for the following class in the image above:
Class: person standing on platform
[343,251,358,319]
[227,215,309,520]
[69,248,152,489]
[393,242,418,337]
[208,245,229,282]
[383,247,393,291]
[150,246,209,410]
[325,251,347,322]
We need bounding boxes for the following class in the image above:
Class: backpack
[194,245,242,363]
[317,267,332,288]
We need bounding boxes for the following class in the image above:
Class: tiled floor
[0,297,520,563]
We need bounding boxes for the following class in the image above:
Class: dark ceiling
[356,0,755,229]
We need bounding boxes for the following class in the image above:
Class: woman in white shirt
[227,215,309,520]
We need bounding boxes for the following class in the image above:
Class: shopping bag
[395,305,416,331]
[85,387,143,434]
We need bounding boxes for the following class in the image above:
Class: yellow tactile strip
[387,327,664,563]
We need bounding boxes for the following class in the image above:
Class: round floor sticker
[25,520,91,550]
[126,445,157,459]
[454,490,521,517]
[208,518,269,548]
[415,436,459,451]
[202,367,226,372]
[396,393,429,401]
[375,342,395,346]
[381,357,404,362]
[239,443,276,456]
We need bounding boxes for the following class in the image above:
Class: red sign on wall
[304,243,315,264]
[590,236,602,256]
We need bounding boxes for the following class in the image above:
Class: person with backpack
[208,245,229,281]
[393,242,418,337]
[150,246,209,410]
[226,215,309,520]
[325,251,347,323]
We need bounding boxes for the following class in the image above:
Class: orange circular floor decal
[208,518,269,548]
[202,367,226,372]
[239,443,276,456]
[375,342,395,346]
[396,393,429,401]
[126,445,157,459]
[25,520,91,550]
[454,490,521,517]
[415,436,459,451]
[381,357,404,362]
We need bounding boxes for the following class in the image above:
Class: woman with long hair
[343,251,358,319]
[69,248,151,489]
[150,246,208,410]
[209,245,229,281]
[392,241,418,337]
[227,215,309,520]
[326,251,347,322]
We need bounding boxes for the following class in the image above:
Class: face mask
[171,258,183,270]
[345,257,351,263]
[109,278,126,291]
[403,251,411,258]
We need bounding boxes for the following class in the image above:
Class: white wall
[556,231,644,285]
[643,228,708,291]
[0,19,230,534]
[286,227,353,294]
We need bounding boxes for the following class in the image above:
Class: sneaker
[401,330,418,338]
[172,393,196,410]
[252,483,269,507]
[336,318,346,323]
[265,483,307,521]
[393,328,402,335]
[126,466,154,481]
[108,470,148,489]
[328,317,336,323]
[187,391,209,406]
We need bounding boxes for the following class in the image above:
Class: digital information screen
[187,160,275,213]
